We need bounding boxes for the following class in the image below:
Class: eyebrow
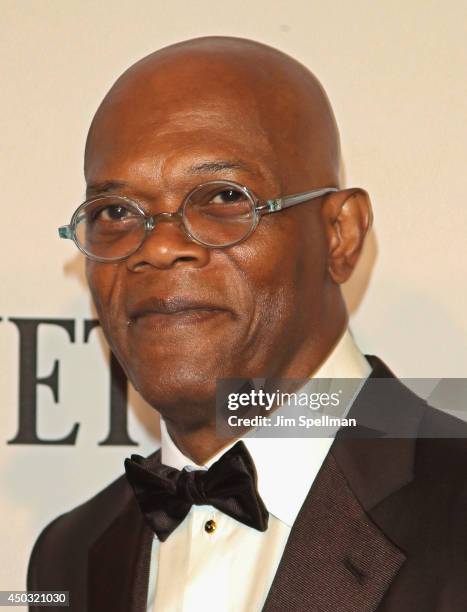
[86,180,128,196]
[86,160,257,197]
[186,160,253,175]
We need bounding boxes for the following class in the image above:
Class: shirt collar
[160,328,371,527]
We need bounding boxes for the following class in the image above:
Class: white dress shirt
[146,329,371,612]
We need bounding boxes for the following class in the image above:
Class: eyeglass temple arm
[58,225,73,239]
[257,187,339,213]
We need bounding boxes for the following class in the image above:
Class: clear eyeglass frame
[58,180,339,263]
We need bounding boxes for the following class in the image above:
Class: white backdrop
[1,0,466,600]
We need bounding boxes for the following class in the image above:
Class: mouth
[127,296,231,327]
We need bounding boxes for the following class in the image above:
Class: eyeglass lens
[183,183,255,246]
[74,183,257,259]
[75,198,147,260]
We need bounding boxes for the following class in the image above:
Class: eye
[94,204,132,221]
[211,189,245,205]
[85,202,140,226]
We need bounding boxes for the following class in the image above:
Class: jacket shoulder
[27,471,133,590]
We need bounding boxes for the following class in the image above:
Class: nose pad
[146,211,191,243]
[147,211,182,230]
[127,211,209,270]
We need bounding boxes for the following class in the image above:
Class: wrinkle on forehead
[85,37,340,191]
[153,108,270,142]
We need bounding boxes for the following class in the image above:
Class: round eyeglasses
[58,180,338,263]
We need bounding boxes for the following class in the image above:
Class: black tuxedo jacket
[28,357,467,611]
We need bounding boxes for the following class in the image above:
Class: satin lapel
[88,494,153,612]
[262,452,405,612]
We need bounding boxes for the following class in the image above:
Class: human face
[84,80,334,428]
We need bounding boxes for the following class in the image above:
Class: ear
[322,188,373,284]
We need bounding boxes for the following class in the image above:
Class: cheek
[86,262,110,312]
[238,211,326,300]
[230,210,329,353]
[86,262,127,345]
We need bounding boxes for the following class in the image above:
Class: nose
[126,213,210,271]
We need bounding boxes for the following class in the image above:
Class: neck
[162,320,348,465]
[165,419,238,465]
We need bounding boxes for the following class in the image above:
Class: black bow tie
[124,441,269,542]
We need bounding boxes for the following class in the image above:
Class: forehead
[84,45,340,194]
[85,92,279,190]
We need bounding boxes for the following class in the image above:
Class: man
[28,37,467,611]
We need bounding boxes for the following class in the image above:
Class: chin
[130,364,220,420]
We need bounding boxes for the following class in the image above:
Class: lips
[127,296,230,321]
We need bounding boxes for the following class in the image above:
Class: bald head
[85,36,340,193]
[83,37,371,447]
